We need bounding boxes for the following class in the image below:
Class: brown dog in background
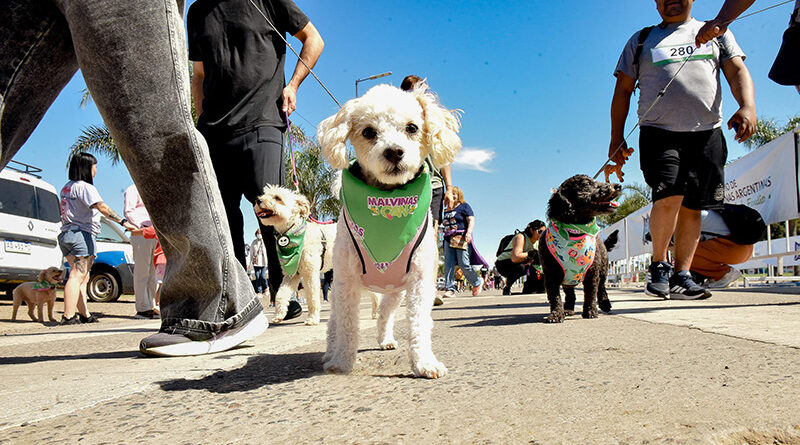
[12,267,63,323]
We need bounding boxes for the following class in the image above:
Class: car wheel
[87,270,121,302]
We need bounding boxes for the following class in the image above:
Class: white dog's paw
[379,339,398,350]
[372,310,378,320]
[304,317,320,326]
[270,317,284,324]
[412,359,448,379]
[322,353,354,374]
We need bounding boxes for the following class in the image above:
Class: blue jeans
[252,266,267,294]
[0,0,262,339]
[443,242,481,292]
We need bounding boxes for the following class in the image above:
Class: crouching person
[495,220,545,295]
[690,203,766,288]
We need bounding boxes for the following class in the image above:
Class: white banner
[723,130,799,225]
[737,236,800,269]
[605,219,626,262]
[622,204,653,258]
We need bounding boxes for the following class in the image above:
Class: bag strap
[633,25,655,90]
[499,229,523,255]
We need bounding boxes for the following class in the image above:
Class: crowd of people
[1,0,797,355]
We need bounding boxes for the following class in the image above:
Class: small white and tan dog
[12,266,63,323]
[317,84,462,379]
[254,185,336,325]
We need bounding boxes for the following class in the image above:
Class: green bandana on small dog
[275,219,307,277]
[32,279,56,291]
[341,163,431,271]
[544,218,600,286]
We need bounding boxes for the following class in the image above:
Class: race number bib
[651,41,713,66]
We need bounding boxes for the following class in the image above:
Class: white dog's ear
[295,194,312,219]
[317,100,358,169]
[416,90,462,169]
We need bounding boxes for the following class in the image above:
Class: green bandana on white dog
[274,219,307,277]
[341,163,431,273]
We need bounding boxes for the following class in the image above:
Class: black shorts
[430,186,444,224]
[639,126,727,210]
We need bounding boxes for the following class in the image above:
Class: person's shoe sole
[644,287,670,299]
[140,312,268,357]
[669,291,712,300]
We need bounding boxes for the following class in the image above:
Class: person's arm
[464,215,475,244]
[609,72,636,166]
[192,61,205,117]
[441,166,455,209]
[721,56,756,143]
[92,202,138,231]
[123,189,136,224]
[282,22,324,116]
[695,0,756,46]
[510,233,529,264]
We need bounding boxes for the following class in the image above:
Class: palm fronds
[285,123,341,220]
[67,125,120,167]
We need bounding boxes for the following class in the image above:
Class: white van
[0,161,63,296]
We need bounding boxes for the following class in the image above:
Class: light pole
[355,71,392,97]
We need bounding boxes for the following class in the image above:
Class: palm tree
[67,124,120,167]
[743,115,800,151]
[599,182,651,226]
[284,123,341,220]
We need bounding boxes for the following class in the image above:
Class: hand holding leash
[604,138,634,183]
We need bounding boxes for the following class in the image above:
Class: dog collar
[544,218,599,286]
[32,279,56,291]
[341,162,431,288]
[274,219,307,277]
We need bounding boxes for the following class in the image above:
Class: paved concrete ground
[1,287,799,444]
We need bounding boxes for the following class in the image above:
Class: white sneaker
[704,268,742,289]
[139,312,268,357]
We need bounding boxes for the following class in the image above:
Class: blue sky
[12,0,799,264]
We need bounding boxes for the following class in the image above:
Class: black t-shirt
[187,0,309,137]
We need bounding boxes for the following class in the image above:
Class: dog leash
[284,115,336,225]
[285,115,300,191]
[593,0,793,181]
[247,0,342,109]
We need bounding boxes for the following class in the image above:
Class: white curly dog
[254,185,336,326]
[317,84,462,379]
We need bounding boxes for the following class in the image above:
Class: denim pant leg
[443,243,458,292]
[0,0,79,167]
[456,247,481,287]
[51,0,261,338]
[253,267,267,294]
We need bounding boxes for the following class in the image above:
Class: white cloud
[453,147,495,172]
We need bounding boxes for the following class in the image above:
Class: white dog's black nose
[383,148,404,164]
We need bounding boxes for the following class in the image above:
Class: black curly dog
[539,175,622,323]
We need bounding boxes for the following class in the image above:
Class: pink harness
[343,209,429,292]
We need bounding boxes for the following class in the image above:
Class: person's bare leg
[674,206,702,272]
[64,256,90,318]
[76,257,94,317]
[650,196,683,262]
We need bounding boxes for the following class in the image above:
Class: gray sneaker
[140,312,268,357]
[645,261,671,299]
[704,267,742,289]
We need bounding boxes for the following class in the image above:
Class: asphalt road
[1,287,799,444]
